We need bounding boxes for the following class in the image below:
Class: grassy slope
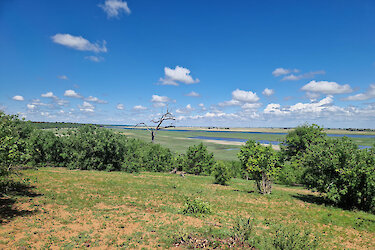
[1,168,374,249]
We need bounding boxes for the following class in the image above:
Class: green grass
[111,128,375,160]
[117,129,244,161]
[1,168,374,248]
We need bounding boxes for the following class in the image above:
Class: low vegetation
[1,112,375,248]
[1,168,374,248]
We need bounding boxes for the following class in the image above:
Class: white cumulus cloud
[79,101,95,113]
[151,95,172,103]
[85,96,107,104]
[51,34,107,53]
[12,95,24,101]
[27,104,36,110]
[301,80,352,95]
[41,92,57,99]
[272,68,299,77]
[185,91,200,97]
[262,88,274,96]
[99,0,131,18]
[343,84,375,101]
[64,90,82,98]
[116,104,125,110]
[232,89,260,103]
[159,66,199,86]
[264,96,337,115]
[219,99,241,107]
[133,105,147,111]
[219,89,260,107]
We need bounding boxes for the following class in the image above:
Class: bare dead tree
[136,109,175,143]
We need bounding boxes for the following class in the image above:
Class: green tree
[183,143,215,175]
[63,125,127,171]
[303,137,375,212]
[0,112,34,192]
[238,140,279,194]
[282,124,326,159]
[213,161,232,185]
[27,129,64,166]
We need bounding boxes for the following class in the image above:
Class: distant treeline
[31,121,100,129]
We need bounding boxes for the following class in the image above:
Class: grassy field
[1,168,374,249]
[109,128,375,161]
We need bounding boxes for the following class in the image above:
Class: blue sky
[1,0,375,128]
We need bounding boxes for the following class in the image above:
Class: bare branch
[135,122,153,132]
[137,110,176,142]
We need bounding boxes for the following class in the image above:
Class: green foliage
[219,160,244,179]
[282,124,326,159]
[277,124,327,186]
[231,217,254,243]
[27,129,64,166]
[183,143,215,175]
[213,161,231,185]
[230,217,319,249]
[0,112,35,193]
[238,140,279,194]
[179,197,212,216]
[120,138,174,172]
[303,137,375,212]
[0,111,176,175]
[272,225,319,250]
[31,122,94,129]
[62,125,127,171]
[139,143,174,172]
[275,160,304,186]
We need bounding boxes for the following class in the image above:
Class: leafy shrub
[0,112,35,193]
[281,124,326,160]
[27,129,64,166]
[231,217,254,243]
[303,137,375,212]
[272,225,319,250]
[183,143,215,175]
[213,162,231,185]
[180,197,212,216]
[62,125,127,171]
[275,159,304,186]
[238,140,279,194]
[140,143,174,172]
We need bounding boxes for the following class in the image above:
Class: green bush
[275,159,304,186]
[272,225,319,250]
[183,143,215,175]
[231,217,254,244]
[140,143,174,172]
[27,129,64,166]
[62,125,127,171]
[213,162,231,185]
[238,140,279,194]
[277,124,327,186]
[303,137,375,212]
[179,197,212,216]
[281,124,326,160]
[0,112,34,193]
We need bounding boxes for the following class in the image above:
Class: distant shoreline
[105,125,375,136]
